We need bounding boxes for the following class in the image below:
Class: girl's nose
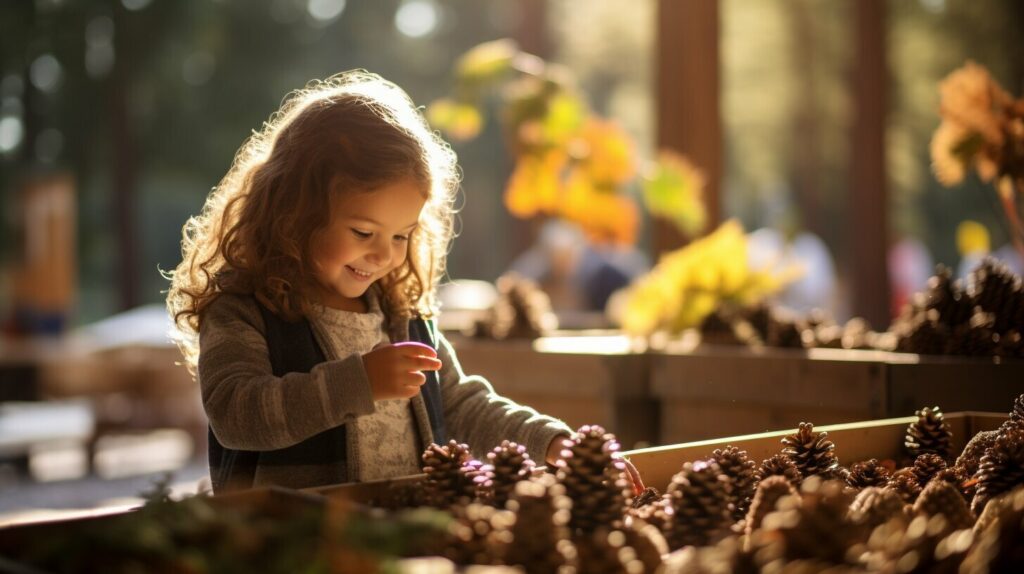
[366,239,392,267]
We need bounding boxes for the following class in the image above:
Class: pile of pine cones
[391,396,1024,572]
[471,272,558,340]
[698,257,1024,358]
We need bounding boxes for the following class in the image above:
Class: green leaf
[642,152,707,236]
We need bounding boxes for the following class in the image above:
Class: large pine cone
[744,474,797,537]
[957,430,1000,478]
[711,446,757,521]
[765,477,862,565]
[913,452,948,486]
[905,406,954,460]
[849,486,908,529]
[971,427,1024,515]
[504,474,577,574]
[961,485,1024,573]
[780,422,840,479]
[913,479,974,532]
[620,520,668,574]
[888,468,923,504]
[846,459,891,489]
[422,440,478,507]
[864,514,970,574]
[440,502,516,566]
[486,440,537,508]
[575,529,645,574]
[755,453,802,487]
[661,460,731,550]
[556,425,631,536]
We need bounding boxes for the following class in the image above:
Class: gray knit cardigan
[198,292,572,488]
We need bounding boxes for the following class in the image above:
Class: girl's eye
[351,229,372,239]
[393,235,409,242]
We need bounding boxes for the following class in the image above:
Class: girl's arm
[198,293,376,451]
[435,330,573,464]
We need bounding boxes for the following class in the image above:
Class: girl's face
[311,176,427,312]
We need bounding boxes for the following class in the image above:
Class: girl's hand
[362,342,442,401]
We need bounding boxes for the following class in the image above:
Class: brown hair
[166,71,459,372]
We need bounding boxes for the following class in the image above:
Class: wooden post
[655,0,722,255]
[850,0,889,328]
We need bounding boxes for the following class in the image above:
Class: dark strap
[409,317,446,444]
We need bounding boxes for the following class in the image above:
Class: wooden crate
[448,333,657,449]
[651,345,889,444]
[621,411,1006,491]
[885,353,1024,415]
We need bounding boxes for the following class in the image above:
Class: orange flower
[504,150,566,218]
[572,118,637,187]
[561,168,638,245]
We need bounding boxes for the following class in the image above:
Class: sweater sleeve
[435,329,573,464]
[198,294,376,451]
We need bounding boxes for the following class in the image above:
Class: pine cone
[765,476,862,565]
[556,425,631,535]
[472,273,557,340]
[780,422,840,479]
[440,502,516,566]
[486,440,537,508]
[661,460,731,550]
[913,479,974,532]
[744,475,797,536]
[913,453,949,486]
[924,265,973,328]
[766,310,805,349]
[621,519,668,574]
[846,459,891,489]
[949,310,999,356]
[711,446,757,521]
[864,514,970,573]
[956,429,1000,478]
[971,427,1024,516]
[422,440,477,507]
[631,496,671,533]
[894,310,951,355]
[755,454,802,487]
[629,486,661,510]
[905,406,954,460]
[888,468,923,504]
[849,486,908,529]
[968,257,1022,332]
[575,529,645,574]
[963,485,1024,574]
[504,475,578,574]
[933,466,973,503]
[1007,393,1024,431]
[699,309,745,346]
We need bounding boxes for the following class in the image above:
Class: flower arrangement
[428,39,706,246]
[930,60,1024,257]
[617,219,794,336]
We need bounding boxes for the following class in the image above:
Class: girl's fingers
[391,341,438,358]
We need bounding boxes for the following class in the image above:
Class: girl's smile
[312,176,427,312]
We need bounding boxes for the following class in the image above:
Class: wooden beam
[850,0,890,328]
[655,0,721,255]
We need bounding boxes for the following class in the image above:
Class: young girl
[165,71,576,492]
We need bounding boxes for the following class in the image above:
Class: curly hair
[166,70,459,373]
